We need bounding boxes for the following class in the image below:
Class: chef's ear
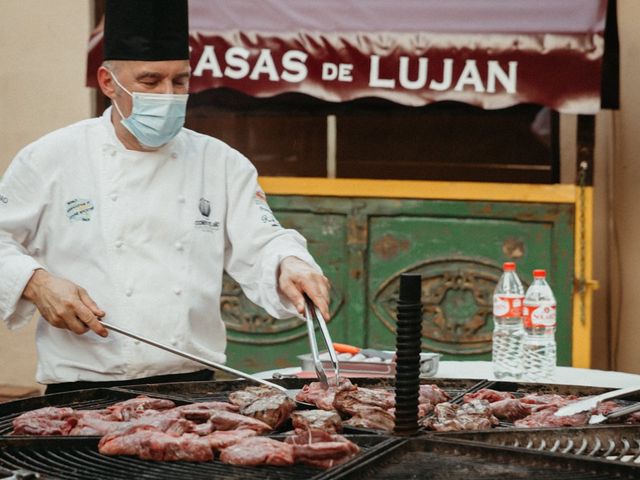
[97,63,117,100]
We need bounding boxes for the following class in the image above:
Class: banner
[86,0,609,114]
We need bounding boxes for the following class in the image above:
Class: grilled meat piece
[99,426,213,462]
[519,393,578,407]
[343,406,395,432]
[105,396,175,421]
[228,387,295,429]
[207,410,272,434]
[488,398,531,421]
[71,410,194,436]
[419,384,451,406]
[333,387,395,415]
[285,429,360,469]
[463,388,514,404]
[296,379,355,410]
[514,405,588,428]
[421,400,499,432]
[219,437,295,466]
[205,429,257,450]
[291,409,342,433]
[12,407,77,435]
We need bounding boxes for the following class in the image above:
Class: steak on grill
[205,429,257,450]
[421,400,499,432]
[285,429,360,469]
[219,436,295,466]
[229,386,295,429]
[291,409,343,433]
[295,379,355,410]
[463,388,514,404]
[207,410,272,434]
[419,384,451,406]
[105,396,175,421]
[99,426,213,462]
[12,407,77,435]
[343,406,395,432]
[333,387,395,415]
[488,398,531,421]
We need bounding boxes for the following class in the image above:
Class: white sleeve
[223,152,322,319]
[0,149,45,329]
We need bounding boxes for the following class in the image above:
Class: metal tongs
[100,320,291,396]
[555,384,640,420]
[303,294,340,386]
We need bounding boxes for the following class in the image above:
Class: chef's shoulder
[9,117,103,172]
[180,127,257,175]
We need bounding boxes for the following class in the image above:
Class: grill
[2,378,640,479]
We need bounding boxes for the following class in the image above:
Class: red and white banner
[86,0,609,114]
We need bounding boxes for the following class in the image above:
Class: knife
[554,384,640,417]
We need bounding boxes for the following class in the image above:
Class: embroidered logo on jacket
[195,197,219,232]
[0,194,8,205]
[66,198,94,222]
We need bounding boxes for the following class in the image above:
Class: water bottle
[492,262,525,379]
[522,269,557,381]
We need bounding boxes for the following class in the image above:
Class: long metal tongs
[589,401,640,424]
[303,294,340,386]
[555,384,640,417]
[100,320,290,395]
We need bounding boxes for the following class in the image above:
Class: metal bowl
[298,351,440,377]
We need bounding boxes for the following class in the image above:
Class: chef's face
[99,60,191,118]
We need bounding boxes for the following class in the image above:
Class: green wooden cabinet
[223,196,574,371]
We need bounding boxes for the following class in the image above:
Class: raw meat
[519,393,577,407]
[488,398,531,421]
[205,429,257,450]
[421,400,499,432]
[229,387,295,429]
[219,437,295,466]
[291,410,342,433]
[12,407,77,435]
[463,388,514,404]
[99,426,213,462]
[296,379,355,410]
[419,384,451,406]
[105,396,175,421]
[333,387,395,415]
[514,405,588,428]
[343,406,395,432]
[285,429,360,469]
[207,410,272,434]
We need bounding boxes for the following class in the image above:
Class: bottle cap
[503,262,516,271]
[533,269,546,278]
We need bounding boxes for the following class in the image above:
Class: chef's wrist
[22,268,47,301]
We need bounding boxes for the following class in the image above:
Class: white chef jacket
[0,107,320,384]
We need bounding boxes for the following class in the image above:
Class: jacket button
[173,287,182,295]
[110,194,118,202]
[125,288,133,297]
[175,241,183,251]
[170,339,178,346]
[177,195,185,203]
[115,240,124,248]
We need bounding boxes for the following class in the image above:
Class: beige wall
[0,1,93,389]
[607,0,640,373]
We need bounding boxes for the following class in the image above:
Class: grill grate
[0,436,398,480]
[438,426,640,470]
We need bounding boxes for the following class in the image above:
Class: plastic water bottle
[522,269,557,381]
[492,262,525,379]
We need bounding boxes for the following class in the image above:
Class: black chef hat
[104,0,189,61]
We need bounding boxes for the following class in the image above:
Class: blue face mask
[110,71,189,149]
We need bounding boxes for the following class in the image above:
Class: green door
[223,196,574,371]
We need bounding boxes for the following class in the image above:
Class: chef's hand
[278,256,331,320]
[22,269,108,337]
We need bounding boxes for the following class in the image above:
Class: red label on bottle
[523,302,556,328]
[493,294,524,318]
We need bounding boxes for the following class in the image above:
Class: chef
[0,0,329,394]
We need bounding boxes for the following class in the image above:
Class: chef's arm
[0,148,106,336]
[223,151,329,319]
[22,269,108,337]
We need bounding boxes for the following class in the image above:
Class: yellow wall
[0,1,93,390]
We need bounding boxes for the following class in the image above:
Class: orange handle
[332,342,361,354]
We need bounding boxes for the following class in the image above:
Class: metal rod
[100,321,288,394]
